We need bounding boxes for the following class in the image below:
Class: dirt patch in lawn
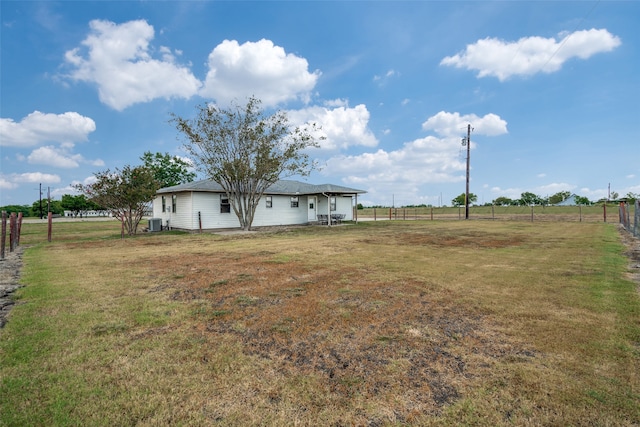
[619,227,640,291]
[0,247,24,328]
[360,229,525,249]
[147,249,532,418]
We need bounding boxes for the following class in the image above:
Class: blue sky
[1,1,638,207]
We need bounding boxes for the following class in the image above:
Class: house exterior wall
[153,192,317,230]
[152,193,196,229]
[252,194,309,227]
[195,192,241,229]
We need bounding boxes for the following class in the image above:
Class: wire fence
[619,200,639,238]
[355,203,637,226]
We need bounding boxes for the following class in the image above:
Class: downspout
[322,192,331,227]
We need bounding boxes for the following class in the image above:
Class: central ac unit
[148,218,162,232]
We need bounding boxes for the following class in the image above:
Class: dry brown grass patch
[146,248,529,418]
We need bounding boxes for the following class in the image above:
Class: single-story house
[151,179,366,231]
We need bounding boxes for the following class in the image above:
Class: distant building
[555,194,579,206]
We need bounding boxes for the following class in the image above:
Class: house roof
[157,179,366,196]
[556,194,578,206]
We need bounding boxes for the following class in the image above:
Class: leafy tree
[49,200,64,216]
[548,191,571,205]
[610,191,619,200]
[0,205,30,216]
[29,199,64,217]
[171,97,323,230]
[624,192,638,203]
[574,195,591,205]
[30,200,46,219]
[451,193,477,207]
[518,192,544,206]
[74,166,159,235]
[492,196,514,206]
[140,151,196,188]
[61,194,90,217]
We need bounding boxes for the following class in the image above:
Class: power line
[539,0,601,73]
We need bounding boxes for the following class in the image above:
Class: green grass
[1,219,638,426]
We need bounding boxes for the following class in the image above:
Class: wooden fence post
[1,211,6,260]
[47,212,53,242]
[16,212,23,246]
[9,213,16,252]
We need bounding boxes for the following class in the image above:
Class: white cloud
[441,28,621,81]
[25,145,104,169]
[323,98,349,108]
[422,111,508,137]
[10,172,61,184]
[324,135,466,186]
[322,136,467,206]
[535,182,576,195]
[0,176,19,190]
[64,19,201,110]
[200,39,320,107]
[373,69,398,84]
[317,110,507,204]
[0,111,96,148]
[28,146,81,168]
[287,104,378,150]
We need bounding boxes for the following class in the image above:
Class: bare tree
[171,97,322,230]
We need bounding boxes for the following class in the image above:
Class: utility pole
[39,183,43,219]
[462,124,472,220]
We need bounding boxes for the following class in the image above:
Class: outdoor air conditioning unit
[148,218,162,232]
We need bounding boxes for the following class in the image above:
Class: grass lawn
[1,219,639,426]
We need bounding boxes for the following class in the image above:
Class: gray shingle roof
[157,179,366,195]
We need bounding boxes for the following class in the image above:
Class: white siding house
[151,179,365,231]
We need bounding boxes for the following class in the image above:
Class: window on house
[172,195,177,213]
[330,196,336,211]
[290,196,299,208]
[220,194,231,213]
[162,196,166,213]
[266,196,272,208]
